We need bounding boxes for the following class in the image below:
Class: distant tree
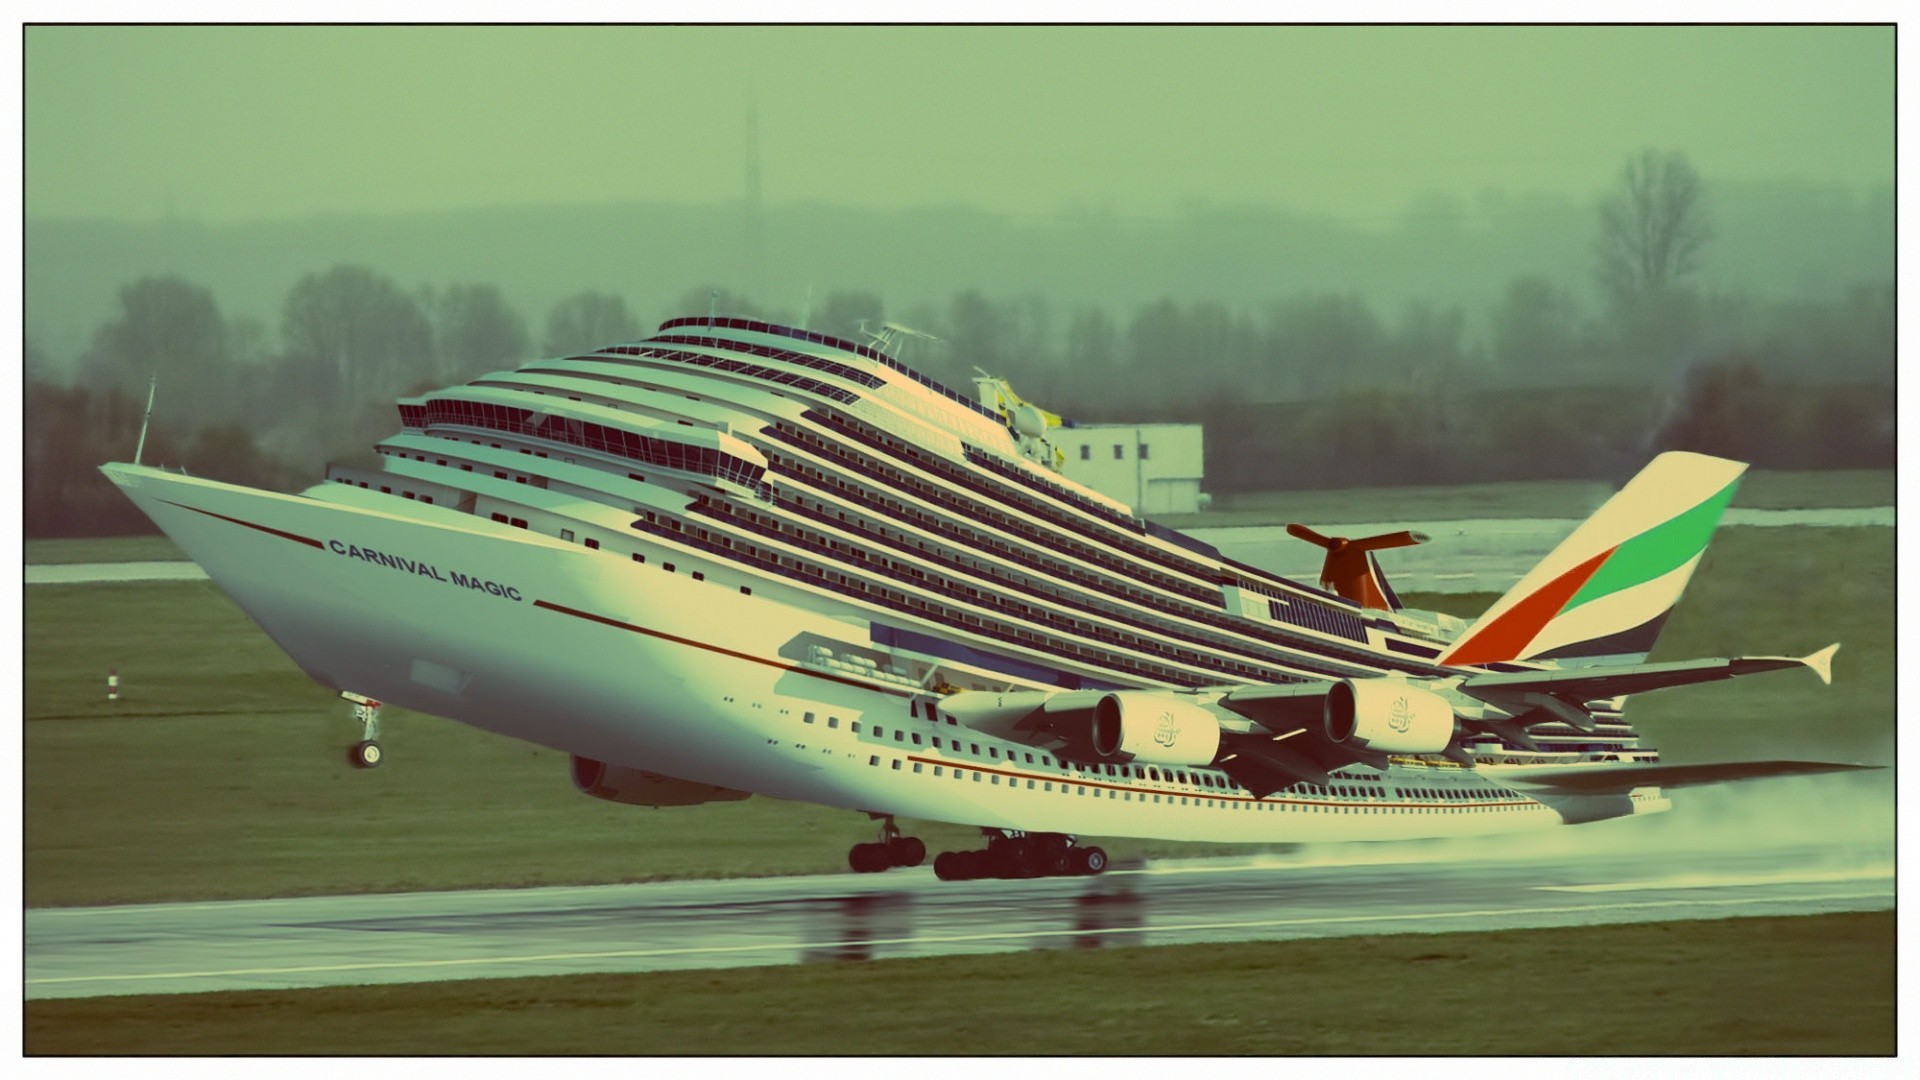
[25,377,185,536]
[26,337,50,382]
[1264,294,1382,399]
[184,423,288,491]
[281,266,433,409]
[1596,150,1712,302]
[427,283,529,378]
[542,291,640,356]
[1065,307,1118,372]
[811,291,885,342]
[1386,302,1473,397]
[77,277,235,424]
[1653,357,1773,461]
[1489,276,1586,377]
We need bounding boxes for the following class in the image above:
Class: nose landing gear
[848,815,926,873]
[932,830,1107,881]
[344,693,383,769]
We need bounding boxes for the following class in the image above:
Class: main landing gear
[848,816,927,873]
[344,692,382,769]
[933,830,1108,881]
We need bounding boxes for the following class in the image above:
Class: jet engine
[1322,679,1455,754]
[570,756,752,807]
[1090,691,1222,766]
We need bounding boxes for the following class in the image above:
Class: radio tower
[743,100,766,308]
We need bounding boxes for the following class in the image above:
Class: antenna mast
[133,376,157,466]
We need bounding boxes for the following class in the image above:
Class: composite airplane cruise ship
[105,315,1856,880]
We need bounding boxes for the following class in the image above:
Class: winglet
[1802,643,1839,686]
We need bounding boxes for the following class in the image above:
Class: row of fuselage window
[851,753,1521,812]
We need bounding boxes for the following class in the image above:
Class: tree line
[26,151,1894,537]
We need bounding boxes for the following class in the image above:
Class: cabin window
[1112,444,1124,459]
[1138,443,1150,460]
[828,717,840,729]
[663,563,675,572]
[1079,445,1090,460]
[632,553,645,563]
[803,712,814,724]
[692,571,704,581]
[584,538,600,550]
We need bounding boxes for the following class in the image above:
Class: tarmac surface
[27,778,1893,1001]
[29,507,1890,591]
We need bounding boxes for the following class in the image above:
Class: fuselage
[105,316,1669,842]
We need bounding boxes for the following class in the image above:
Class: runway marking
[27,889,1891,989]
[1539,868,1894,893]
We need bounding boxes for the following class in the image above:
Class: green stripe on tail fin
[1439,452,1746,667]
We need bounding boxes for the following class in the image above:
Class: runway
[30,507,1890,591]
[27,774,1893,1001]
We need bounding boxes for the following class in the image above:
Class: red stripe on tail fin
[1441,548,1614,667]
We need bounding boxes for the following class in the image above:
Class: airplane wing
[1458,644,1837,713]
[1485,758,1877,795]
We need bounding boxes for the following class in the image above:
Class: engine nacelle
[1090,691,1221,766]
[1323,679,1455,754]
[570,756,753,807]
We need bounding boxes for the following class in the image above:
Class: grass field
[24,534,188,564]
[23,911,1895,1055]
[23,525,1891,908]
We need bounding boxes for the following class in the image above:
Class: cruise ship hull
[103,462,1665,843]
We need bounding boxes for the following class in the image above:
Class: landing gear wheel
[348,740,382,769]
[1074,846,1108,875]
[891,836,927,868]
[849,842,890,873]
[933,851,968,881]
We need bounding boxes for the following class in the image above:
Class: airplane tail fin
[1438,452,1746,667]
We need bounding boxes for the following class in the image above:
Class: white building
[1054,423,1206,515]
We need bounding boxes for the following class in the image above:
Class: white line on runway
[1538,868,1893,893]
[27,889,1891,989]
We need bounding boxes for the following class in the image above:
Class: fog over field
[23,25,1894,535]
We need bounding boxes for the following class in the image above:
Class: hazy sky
[25,24,1893,224]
